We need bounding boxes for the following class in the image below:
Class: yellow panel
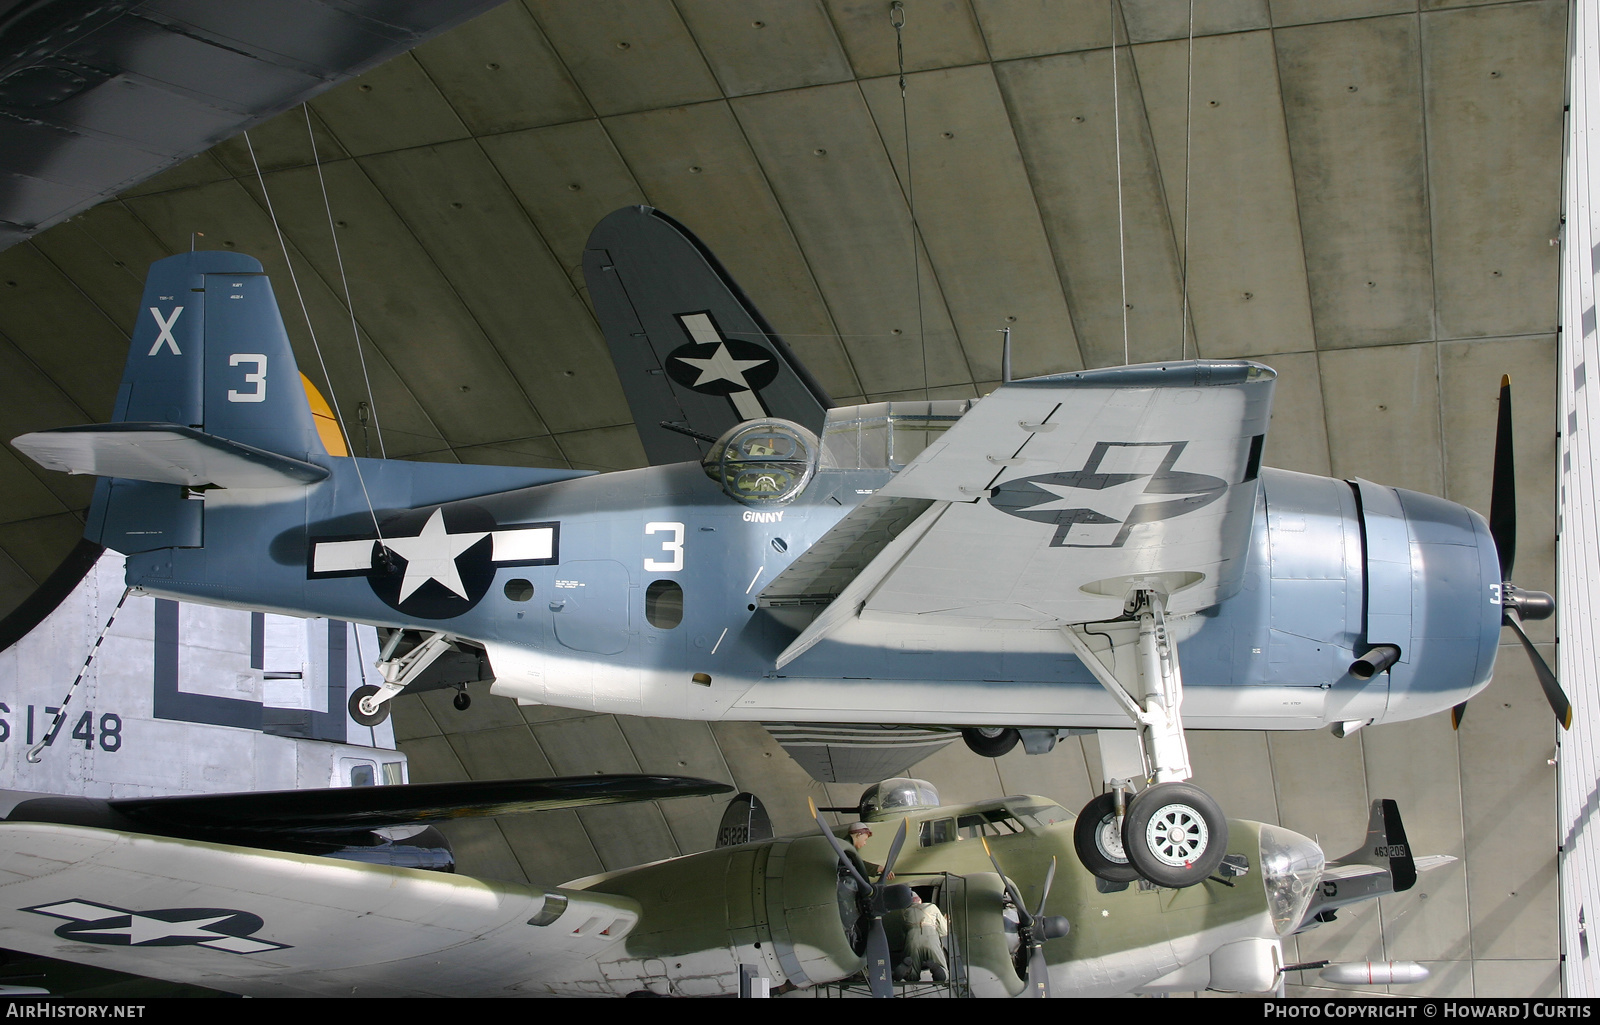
[300,372,348,457]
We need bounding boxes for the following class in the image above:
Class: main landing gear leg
[349,630,453,727]
[1063,590,1227,888]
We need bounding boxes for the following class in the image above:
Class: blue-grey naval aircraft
[9,206,1563,888]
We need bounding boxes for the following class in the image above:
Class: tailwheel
[1121,782,1227,888]
[452,687,472,711]
[961,727,1020,758]
[1073,792,1140,883]
[348,684,391,727]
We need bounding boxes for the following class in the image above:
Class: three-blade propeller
[1453,376,1571,731]
[809,799,909,998]
[981,837,1069,998]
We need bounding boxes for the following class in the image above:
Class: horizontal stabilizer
[7,775,731,838]
[13,422,328,489]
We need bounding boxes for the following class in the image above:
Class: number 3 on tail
[228,353,267,403]
[644,522,685,572]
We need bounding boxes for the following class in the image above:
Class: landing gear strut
[348,630,454,727]
[1064,588,1228,888]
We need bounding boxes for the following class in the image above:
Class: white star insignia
[380,508,487,602]
[673,342,770,391]
[96,913,236,945]
[1029,477,1153,522]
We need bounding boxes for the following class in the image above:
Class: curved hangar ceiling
[0,0,1569,998]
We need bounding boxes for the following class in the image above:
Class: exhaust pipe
[1349,645,1401,680]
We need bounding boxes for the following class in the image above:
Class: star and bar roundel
[663,310,779,421]
[988,440,1229,548]
[308,503,558,619]
[24,899,289,954]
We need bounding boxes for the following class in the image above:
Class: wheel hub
[1096,814,1128,863]
[1144,804,1208,867]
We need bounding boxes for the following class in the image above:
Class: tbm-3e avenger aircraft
[9,206,1562,891]
[0,771,1438,997]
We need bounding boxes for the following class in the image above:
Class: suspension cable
[892,1,929,399]
[1111,0,1130,366]
[244,130,387,545]
[1180,0,1195,361]
[305,106,387,458]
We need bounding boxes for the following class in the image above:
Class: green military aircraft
[0,774,1433,997]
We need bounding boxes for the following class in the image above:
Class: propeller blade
[808,797,870,890]
[1505,615,1573,729]
[1033,856,1058,922]
[980,836,1032,926]
[1451,701,1468,731]
[1025,944,1051,998]
[863,915,895,998]
[1490,375,1517,581]
[879,818,909,886]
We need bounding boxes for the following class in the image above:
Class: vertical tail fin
[584,206,832,465]
[1334,797,1417,892]
[17,251,333,553]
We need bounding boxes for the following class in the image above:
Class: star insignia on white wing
[93,912,236,945]
[673,342,771,390]
[1028,476,1155,523]
[380,508,488,602]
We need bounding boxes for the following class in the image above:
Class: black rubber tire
[452,690,472,711]
[348,684,391,727]
[1121,782,1228,888]
[1073,793,1141,883]
[961,727,1020,758]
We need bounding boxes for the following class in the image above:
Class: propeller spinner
[1453,376,1570,730]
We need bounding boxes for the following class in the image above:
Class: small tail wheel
[348,684,391,727]
[1073,792,1140,883]
[960,727,1020,758]
[452,689,472,711]
[1121,782,1228,888]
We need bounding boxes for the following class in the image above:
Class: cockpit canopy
[858,777,941,818]
[702,418,819,505]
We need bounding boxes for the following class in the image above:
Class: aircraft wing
[771,361,1273,665]
[0,821,638,997]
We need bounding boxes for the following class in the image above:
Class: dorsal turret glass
[857,778,941,818]
[703,418,819,505]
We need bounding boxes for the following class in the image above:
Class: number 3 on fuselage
[644,522,685,573]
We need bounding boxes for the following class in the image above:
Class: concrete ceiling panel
[614,715,735,854]
[1423,1,1565,340]
[495,808,605,886]
[445,725,555,779]
[676,0,855,96]
[356,142,632,434]
[1265,728,1372,853]
[971,0,1123,61]
[1276,16,1434,349]
[1256,350,1332,476]
[118,178,451,458]
[418,680,530,733]
[430,817,530,885]
[1318,342,1444,494]
[1269,1,1418,29]
[411,2,592,135]
[823,0,990,78]
[26,204,169,338]
[391,733,467,782]
[1120,0,1269,43]
[1358,716,1472,964]
[553,425,648,472]
[0,551,40,622]
[0,245,127,418]
[118,151,232,200]
[235,163,550,447]
[389,694,441,742]
[0,512,90,583]
[1138,32,1316,359]
[867,381,982,403]
[860,65,1083,379]
[602,101,860,398]
[209,107,350,179]
[1456,646,1559,960]
[1471,960,1561,998]
[995,50,1188,368]
[708,721,829,839]
[528,1,722,117]
[731,83,969,393]
[453,436,570,469]
[1187,730,1281,826]
[308,55,470,158]
[992,738,1096,813]
[0,450,72,525]
[1437,335,1557,640]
